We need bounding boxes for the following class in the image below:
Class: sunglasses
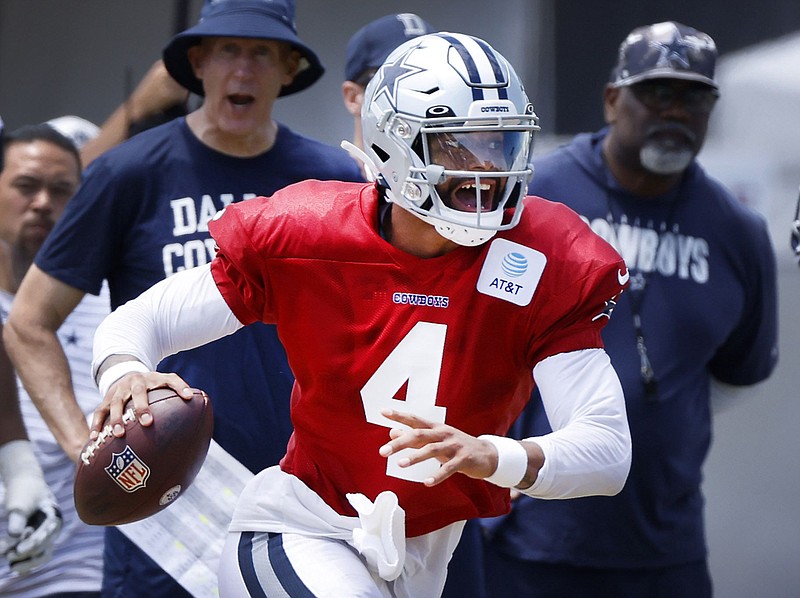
[629,80,719,113]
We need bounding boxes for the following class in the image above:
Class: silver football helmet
[356,32,539,246]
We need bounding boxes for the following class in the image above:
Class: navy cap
[611,21,718,89]
[345,13,435,83]
[163,0,323,97]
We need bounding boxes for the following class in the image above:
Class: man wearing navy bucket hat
[5,1,361,596]
[163,0,324,98]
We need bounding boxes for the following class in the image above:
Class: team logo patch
[501,252,528,278]
[477,239,546,306]
[105,445,151,493]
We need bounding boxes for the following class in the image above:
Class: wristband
[97,361,150,397]
[478,435,528,488]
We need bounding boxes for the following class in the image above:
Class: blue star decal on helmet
[372,51,424,111]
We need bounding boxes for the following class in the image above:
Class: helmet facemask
[406,113,535,245]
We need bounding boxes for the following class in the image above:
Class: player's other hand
[378,409,498,486]
[0,440,64,574]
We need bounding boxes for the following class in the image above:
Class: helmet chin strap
[434,221,497,246]
[419,212,497,246]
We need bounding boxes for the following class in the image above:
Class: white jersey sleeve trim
[521,348,631,499]
[92,264,244,379]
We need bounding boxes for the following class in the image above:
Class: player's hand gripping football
[90,368,193,440]
[0,440,63,574]
[378,409,523,487]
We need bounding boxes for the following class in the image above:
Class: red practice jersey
[209,180,626,537]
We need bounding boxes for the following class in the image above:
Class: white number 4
[361,321,448,482]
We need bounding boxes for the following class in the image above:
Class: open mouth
[227,94,255,107]
[447,179,498,212]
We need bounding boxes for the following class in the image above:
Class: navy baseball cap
[611,21,718,89]
[163,0,323,97]
[345,13,435,83]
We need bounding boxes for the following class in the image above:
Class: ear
[341,81,365,117]
[281,48,302,87]
[187,44,206,81]
[603,84,620,124]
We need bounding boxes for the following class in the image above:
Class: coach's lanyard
[603,182,684,403]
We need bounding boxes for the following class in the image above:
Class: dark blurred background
[3,0,800,138]
[550,0,800,132]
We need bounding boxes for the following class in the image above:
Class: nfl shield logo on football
[104,445,151,492]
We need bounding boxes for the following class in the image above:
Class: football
[74,387,214,526]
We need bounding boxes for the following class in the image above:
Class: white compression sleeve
[92,263,244,379]
[521,348,632,499]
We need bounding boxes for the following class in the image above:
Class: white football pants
[218,522,464,597]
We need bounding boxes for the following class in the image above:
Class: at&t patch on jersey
[105,445,151,492]
[476,238,546,306]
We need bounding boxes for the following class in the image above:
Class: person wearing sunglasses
[482,21,778,598]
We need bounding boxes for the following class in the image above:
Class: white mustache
[645,123,697,145]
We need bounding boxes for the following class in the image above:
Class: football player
[91,33,632,597]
